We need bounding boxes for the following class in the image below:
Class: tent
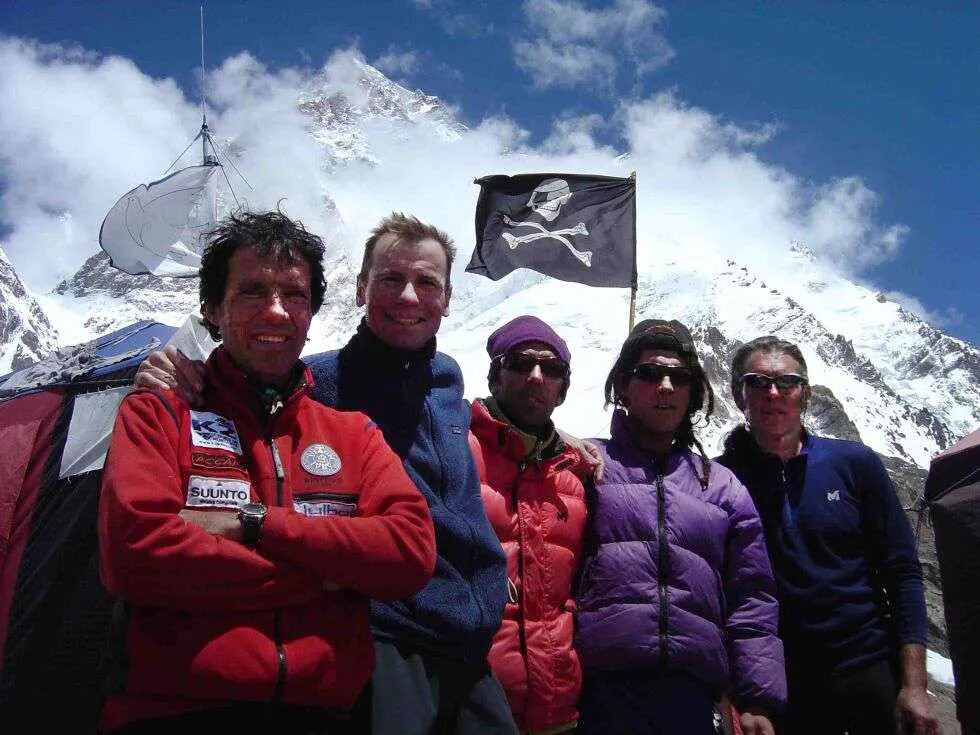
[926,427,980,734]
[0,321,177,732]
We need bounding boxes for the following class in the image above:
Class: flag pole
[628,170,637,333]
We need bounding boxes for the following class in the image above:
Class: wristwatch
[238,503,267,547]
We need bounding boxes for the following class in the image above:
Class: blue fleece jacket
[718,427,926,674]
[305,321,507,663]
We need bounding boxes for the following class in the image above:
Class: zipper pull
[270,440,285,480]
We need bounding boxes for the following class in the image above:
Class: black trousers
[109,702,355,734]
[578,670,719,735]
[356,640,518,735]
[783,656,899,735]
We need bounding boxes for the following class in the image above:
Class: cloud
[372,47,422,77]
[0,40,916,326]
[409,0,490,38]
[514,0,674,91]
[513,40,618,92]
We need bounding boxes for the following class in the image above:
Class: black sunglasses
[630,364,695,386]
[500,353,571,379]
[741,372,807,390]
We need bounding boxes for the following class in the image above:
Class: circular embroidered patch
[300,443,342,476]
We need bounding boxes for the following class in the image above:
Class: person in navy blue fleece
[717,336,938,735]
[136,213,516,735]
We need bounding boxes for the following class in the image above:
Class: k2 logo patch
[190,411,242,455]
[186,476,251,509]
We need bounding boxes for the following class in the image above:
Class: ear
[801,384,812,412]
[355,275,367,307]
[202,301,218,327]
[442,283,452,317]
[614,376,629,408]
[733,382,747,412]
[202,301,222,340]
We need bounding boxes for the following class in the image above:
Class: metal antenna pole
[199,5,215,164]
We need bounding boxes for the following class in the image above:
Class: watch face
[242,503,266,518]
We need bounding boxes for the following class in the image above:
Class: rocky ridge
[0,245,58,373]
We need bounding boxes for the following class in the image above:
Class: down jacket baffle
[469,399,587,734]
[575,409,786,714]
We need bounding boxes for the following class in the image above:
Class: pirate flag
[466,173,636,287]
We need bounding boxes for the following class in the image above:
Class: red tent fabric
[0,321,175,732]
[0,389,64,659]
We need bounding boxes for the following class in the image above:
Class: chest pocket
[293,493,359,518]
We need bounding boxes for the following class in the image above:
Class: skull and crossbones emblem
[501,178,593,267]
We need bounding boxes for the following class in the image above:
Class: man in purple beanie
[469,315,589,735]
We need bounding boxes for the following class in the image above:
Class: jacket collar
[206,346,312,421]
[721,424,811,468]
[609,408,686,473]
[472,398,578,470]
[345,319,437,368]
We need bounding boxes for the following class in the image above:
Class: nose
[266,292,289,319]
[527,363,544,383]
[658,376,674,393]
[397,281,420,305]
[767,382,780,398]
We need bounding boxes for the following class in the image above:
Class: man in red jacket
[98,210,436,733]
[469,316,587,735]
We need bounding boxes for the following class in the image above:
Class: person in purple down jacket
[575,319,786,735]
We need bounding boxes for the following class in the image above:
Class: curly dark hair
[604,321,715,488]
[199,209,327,341]
[729,335,809,410]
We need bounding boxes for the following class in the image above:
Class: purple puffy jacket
[575,410,787,712]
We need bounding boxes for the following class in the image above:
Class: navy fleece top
[306,322,507,663]
[718,428,926,674]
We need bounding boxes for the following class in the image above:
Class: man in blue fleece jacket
[718,336,938,735]
[137,212,515,734]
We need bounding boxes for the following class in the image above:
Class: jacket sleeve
[721,472,787,714]
[859,450,927,645]
[258,419,436,601]
[99,392,323,612]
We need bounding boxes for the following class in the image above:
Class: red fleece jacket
[98,348,435,729]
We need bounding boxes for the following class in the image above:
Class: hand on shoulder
[135,345,206,406]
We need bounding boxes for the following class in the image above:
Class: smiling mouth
[388,314,425,326]
[253,334,290,344]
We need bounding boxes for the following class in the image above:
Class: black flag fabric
[467,173,636,287]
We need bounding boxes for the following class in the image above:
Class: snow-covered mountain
[10,57,977,471]
[1,62,973,712]
[0,245,58,373]
[297,55,464,168]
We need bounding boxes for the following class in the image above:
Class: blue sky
[1,0,977,343]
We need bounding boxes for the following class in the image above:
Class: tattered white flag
[99,163,221,277]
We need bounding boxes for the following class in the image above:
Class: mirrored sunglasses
[630,364,695,386]
[500,353,570,379]
[741,372,807,390]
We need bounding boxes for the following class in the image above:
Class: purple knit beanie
[486,315,571,364]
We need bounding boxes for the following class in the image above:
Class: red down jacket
[469,399,587,734]
[98,347,435,730]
